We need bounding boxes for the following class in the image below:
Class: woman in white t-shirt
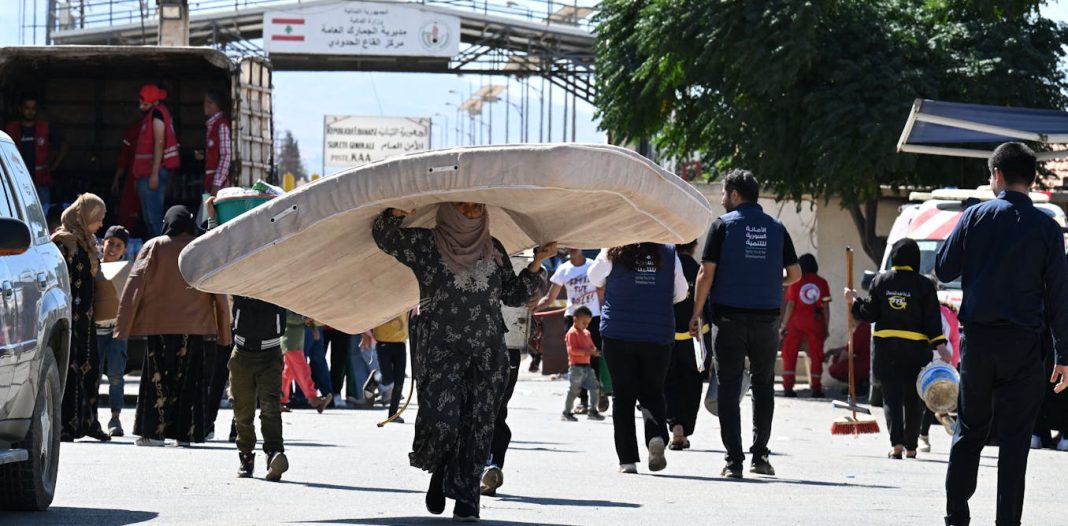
[537,248,610,411]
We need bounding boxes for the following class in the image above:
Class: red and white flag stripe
[270,17,306,42]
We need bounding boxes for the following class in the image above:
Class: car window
[0,156,17,218]
[0,143,49,242]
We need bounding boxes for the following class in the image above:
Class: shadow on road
[494,493,641,508]
[301,517,575,526]
[279,480,422,494]
[0,507,157,525]
[507,446,581,453]
[651,473,898,489]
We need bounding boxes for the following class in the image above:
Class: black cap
[103,225,130,245]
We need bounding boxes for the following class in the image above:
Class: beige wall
[815,197,905,348]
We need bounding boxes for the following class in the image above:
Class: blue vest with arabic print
[600,245,676,345]
[711,203,785,310]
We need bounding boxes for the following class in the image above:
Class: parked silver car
[0,131,71,511]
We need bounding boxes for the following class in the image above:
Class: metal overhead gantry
[37,0,597,104]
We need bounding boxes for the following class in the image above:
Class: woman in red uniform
[779,254,830,398]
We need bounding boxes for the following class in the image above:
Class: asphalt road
[1,364,1062,525]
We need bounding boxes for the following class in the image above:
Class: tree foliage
[277,130,308,182]
[594,0,1068,262]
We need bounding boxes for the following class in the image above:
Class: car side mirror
[0,217,32,256]
[861,270,877,291]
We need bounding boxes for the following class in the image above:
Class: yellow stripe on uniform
[872,329,938,342]
[676,324,711,341]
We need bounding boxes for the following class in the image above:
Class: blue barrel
[916,361,959,413]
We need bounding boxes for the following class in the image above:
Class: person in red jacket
[132,84,181,238]
[111,119,145,233]
[194,91,232,196]
[5,93,68,211]
[779,253,830,398]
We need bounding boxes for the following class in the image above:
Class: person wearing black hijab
[845,238,950,459]
[116,205,232,447]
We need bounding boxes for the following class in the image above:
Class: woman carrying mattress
[373,202,552,522]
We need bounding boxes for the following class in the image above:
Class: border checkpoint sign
[264,2,460,58]
[324,115,431,170]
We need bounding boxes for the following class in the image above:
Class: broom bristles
[830,417,881,435]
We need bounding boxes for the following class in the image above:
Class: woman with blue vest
[589,242,688,474]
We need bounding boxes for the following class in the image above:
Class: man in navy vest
[690,169,800,479]
[936,142,1068,526]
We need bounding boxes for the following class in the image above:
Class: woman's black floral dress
[372,211,546,507]
[56,242,104,439]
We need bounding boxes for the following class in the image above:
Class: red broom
[831,247,881,435]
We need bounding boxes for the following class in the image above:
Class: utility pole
[158,0,190,46]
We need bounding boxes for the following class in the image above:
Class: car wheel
[0,349,62,511]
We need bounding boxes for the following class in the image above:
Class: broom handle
[846,247,857,421]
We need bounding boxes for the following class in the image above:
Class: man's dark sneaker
[480,465,503,496]
[426,467,446,515]
[108,417,124,438]
[453,500,480,522]
[783,389,798,398]
[721,462,743,479]
[237,452,254,478]
[810,389,826,398]
[587,411,605,421]
[265,451,289,482]
[751,454,776,476]
[561,412,578,422]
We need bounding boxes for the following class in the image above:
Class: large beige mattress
[179,144,713,334]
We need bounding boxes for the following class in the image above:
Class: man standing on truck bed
[936,142,1068,526]
[5,93,68,211]
[196,91,232,196]
[133,84,180,238]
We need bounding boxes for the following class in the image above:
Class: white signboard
[264,2,460,58]
[324,115,431,168]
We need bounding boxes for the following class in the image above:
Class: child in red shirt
[563,307,604,421]
[780,253,831,397]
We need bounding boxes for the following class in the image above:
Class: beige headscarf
[51,193,106,274]
[431,203,500,275]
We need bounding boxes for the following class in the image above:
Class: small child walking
[562,306,604,421]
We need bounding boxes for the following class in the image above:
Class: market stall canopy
[897,99,1068,160]
[179,143,713,334]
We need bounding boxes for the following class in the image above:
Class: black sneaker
[265,451,289,482]
[783,390,798,398]
[561,412,578,422]
[810,389,826,398]
[751,454,776,476]
[453,500,480,522]
[237,452,254,478]
[587,410,605,421]
[721,462,743,479]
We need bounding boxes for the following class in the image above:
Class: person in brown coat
[115,205,231,447]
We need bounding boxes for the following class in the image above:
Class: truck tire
[0,349,62,511]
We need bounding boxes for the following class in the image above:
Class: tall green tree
[594,0,1068,263]
[277,130,308,182]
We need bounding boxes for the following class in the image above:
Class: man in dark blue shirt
[690,169,801,479]
[936,142,1068,526]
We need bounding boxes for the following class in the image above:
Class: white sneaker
[135,437,165,447]
[647,437,667,472]
[919,435,931,453]
[618,463,637,474]
[1031,435,1043,449]
[1057,437,1068,451]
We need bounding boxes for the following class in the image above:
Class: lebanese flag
[270,17,306,42]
